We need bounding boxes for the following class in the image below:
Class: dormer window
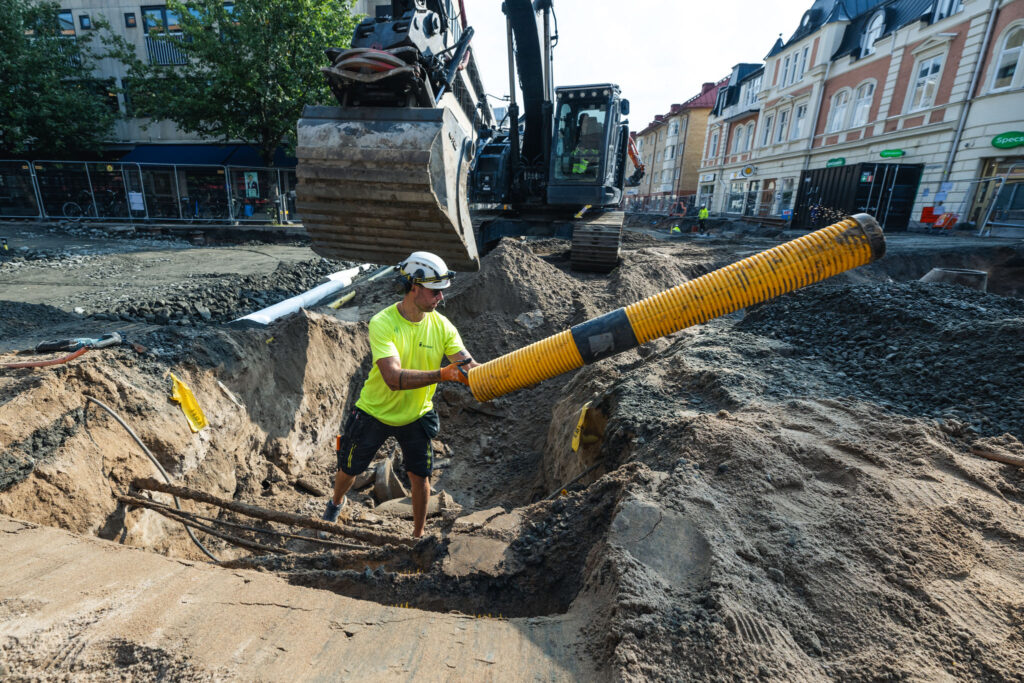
[862,12,884,56]
[933,0,963,22]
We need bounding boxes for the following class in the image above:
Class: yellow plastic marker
[571,401,592,452]
[168,371,208,433]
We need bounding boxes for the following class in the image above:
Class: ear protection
[393,264,427,294]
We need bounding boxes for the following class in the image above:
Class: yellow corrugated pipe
[468,213,885,402]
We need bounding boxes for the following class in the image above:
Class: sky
[465,0,815,131]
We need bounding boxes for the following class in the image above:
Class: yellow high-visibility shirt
[356,304,464,426]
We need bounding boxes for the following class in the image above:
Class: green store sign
[991,131,1024,149]
[826,157,846,168]
[879,149,905,158]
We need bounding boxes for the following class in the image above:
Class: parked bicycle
[62,189,127,221]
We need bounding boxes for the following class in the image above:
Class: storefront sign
[879,149,905,158]
[700,172,716,183]
[991,131,1024,149]
[826,158,845,168]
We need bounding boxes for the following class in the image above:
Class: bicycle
[62,191,97,221]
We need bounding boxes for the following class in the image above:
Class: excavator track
[571,211,624,273]
[296,100,479,271]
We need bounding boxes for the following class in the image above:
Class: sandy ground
[1,220,1023,681]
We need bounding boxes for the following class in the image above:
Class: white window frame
[933,0,962,22]
[708,130,719,158]
[863,12,884,56]
[668,120,679,136]
[745,122,755,151]
[990,24,1024,92]
[760,114,774,147]
[826,89,851,133]
[781,56,791,87]
[790,103,808,140]
[907,54,944,112]
[775,109,790,144]
[665,144,675,160]
[798,46,809,81]
[732,126,746,154]
[850,81,875,127]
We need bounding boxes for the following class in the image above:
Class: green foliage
[123,0,359,165]
[0,0,132,156]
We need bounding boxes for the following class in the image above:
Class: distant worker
[698,205,709,234]
[671,225,682,236]
[321,251,479,538]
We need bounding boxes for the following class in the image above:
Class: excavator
[295,0,645,273]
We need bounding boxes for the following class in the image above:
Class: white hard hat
[397,251,454,290]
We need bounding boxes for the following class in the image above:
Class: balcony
[146,35,187,66]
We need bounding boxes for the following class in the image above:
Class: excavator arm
[626,135,646,187]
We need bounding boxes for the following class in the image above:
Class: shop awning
[119,144,296,168]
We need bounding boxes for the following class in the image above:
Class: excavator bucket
[296,103,479,271]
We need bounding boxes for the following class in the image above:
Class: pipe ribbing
[468,213,885,402]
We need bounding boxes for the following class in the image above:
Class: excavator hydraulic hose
[467,213,885,402]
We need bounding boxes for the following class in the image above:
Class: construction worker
[321,251,479,538]
[670,225,682,236]
[698,205,709,234]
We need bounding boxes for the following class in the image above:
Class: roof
[637,78,728,135]
[831,0,933,60]
[119,144,296,168]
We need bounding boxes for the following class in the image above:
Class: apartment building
[41,0,386,155]
[699,0,1024,234]
[629,81,724,213]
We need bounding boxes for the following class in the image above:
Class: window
[775,109,790,143]
[58,10,75,36]
[933,0,962,22]
[79,14,92,30]
[665,144,674,160]
[746,76,762,105]
[142,6,182,35]
[656,150,662,161]
[732,126,746,154]
[761,115,774,146]
[798,46,809,80]
[781,56,791,87]
[909,56,943,111]
[125,12,137,27]
[863,13,884,56]
[850,82,875,126]
[791,104,808,140]
[745,122,755,151]
[991,26,1024,91]
[668,120,679,136]
[827,90,850,132]
[708,131,719,158]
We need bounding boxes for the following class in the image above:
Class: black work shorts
[336,407,440,479]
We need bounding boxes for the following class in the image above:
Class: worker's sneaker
[318,497,347,540]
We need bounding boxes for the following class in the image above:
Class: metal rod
[132,477,417,547]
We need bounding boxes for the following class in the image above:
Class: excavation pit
[2,228,1023,679]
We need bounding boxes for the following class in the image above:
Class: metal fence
[0,159,299,225]
[913,166,1024,236]
[626,194,698,216]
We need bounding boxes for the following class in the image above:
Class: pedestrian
[320,251,479,538]
[698,205,709,234]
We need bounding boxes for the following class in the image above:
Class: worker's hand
[439,359,471,385]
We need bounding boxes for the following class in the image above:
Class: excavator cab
[547,85,628,209]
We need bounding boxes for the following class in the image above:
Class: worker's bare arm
[377,356,441,391]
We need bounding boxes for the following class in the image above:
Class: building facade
[629,81,724,213]
[698,0,1024,234]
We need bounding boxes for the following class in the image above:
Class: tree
[121,0,359,166]
[0,0,130,157]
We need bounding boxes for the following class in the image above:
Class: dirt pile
[1,231,1023,680]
